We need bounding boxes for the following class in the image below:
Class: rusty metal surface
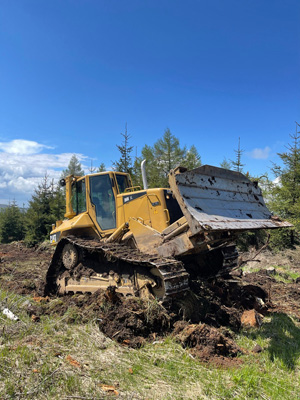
[169,165,292,234]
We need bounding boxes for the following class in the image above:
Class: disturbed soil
[1,241,300,366]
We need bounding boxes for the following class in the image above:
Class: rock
[266,267,276,276]
[254,296,267,313]
[241,309,263,328]
[2,308,19,321]
[252,344,263,353]
[230,269,243,278]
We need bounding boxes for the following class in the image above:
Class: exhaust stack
[141,159,148,190]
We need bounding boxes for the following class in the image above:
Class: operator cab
[62,171,133,233]
[76,171,132,232]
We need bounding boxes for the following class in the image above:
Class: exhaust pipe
[141,159,148,190]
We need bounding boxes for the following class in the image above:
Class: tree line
[0,124,299,250]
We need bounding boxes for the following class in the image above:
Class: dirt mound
[243,269,300,320]
[99,296,172,347]
[173,321,242,366]
[0,242,53,295]
[20,288,173,346]
[173,276,269,331]
[22,290,108,323]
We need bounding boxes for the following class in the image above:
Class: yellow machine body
[47,166,291,300]
[50,171,180,252]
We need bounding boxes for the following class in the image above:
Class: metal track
[45,236,189,300]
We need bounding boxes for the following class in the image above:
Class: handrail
[124,186,142,192]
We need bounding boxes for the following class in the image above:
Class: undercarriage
[45,236,239,301]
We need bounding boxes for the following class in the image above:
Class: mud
[243,269,300,320]
[173,321,243,366]
[0,241,53,296]
[1,242,300,365]
[99,295,172,348]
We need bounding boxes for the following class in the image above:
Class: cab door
[88,173,117,233]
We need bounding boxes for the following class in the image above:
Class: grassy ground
[1,288,300,400]
[1,243,300,399]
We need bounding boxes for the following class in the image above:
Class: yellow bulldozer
[45,163,291,300]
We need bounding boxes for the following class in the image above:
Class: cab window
[71,179,86,214]
[116,174,130,193]
[90,174,116,230]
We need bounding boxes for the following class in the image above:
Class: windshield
[90,174,116,230]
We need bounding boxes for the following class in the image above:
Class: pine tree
[231,137,245,172]
[220,158,232,170]
[153,128,186,186]
[61,154,84,178]
[0,201,25,243]
[138,129,201,188]
[140,144,161,187]
[98,162,106,172]
[88,160,96,173]
[269,122,300,247]
[50,184,66,221]
[184,145,202,170]
[132,156,143,187]
[112,124,133,174]
[25,174,56,245]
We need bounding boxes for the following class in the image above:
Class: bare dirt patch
[173,320,243,366]
[0,241,53,295]
[243,269,300,320]
[1,242,300,365]
[99,295,172,348]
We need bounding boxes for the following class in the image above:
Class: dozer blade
[169,165,292,236]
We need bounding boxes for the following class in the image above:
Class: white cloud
[247,146,271,160]
[273,176,281,186]
[0,139,53,155]
[0,139,88,206]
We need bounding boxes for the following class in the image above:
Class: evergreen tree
[61,154,84,178]
[88,160,96,173]
[269,122,300,247]
[220,158,232,170]
[137,129,201,188]
[98,162,106,172]
[50,183,66,221]
[231,137,245,172]
[138,129,186,188]
[132,156,143,187]
[140,144,161,187]
[153,128,186,186]
[25,174,56,245]
[112,123,133,174]
[0,201,25,243]
[184,145,202,170]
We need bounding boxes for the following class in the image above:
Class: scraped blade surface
[169,165,292,235]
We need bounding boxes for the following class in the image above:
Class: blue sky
[0,0,299,205]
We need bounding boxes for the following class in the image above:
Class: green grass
[270,265,300,283]
[1,287,300,399]
[242,262,300,283]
